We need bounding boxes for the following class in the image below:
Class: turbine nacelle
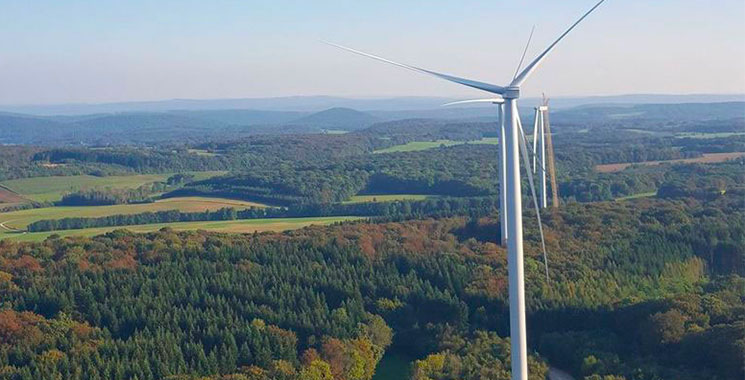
[504,87,521,99]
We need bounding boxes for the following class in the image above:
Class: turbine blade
[532,109,540,174]
[511,0,607,87]
[442,98,504,107]
[323,41,506,95]
[513,25,536,80]
[516,113,551,283]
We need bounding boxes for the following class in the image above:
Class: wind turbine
[533,95,554,208]
[324,1,607,379]
[542,96,561,209]
[442,97,509,246]
[532,95,556,209]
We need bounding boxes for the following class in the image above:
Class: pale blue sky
[1,0,743,104]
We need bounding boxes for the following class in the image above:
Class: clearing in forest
[0,196,267,231]
[374,138,498,154]
[675,131,745,139]
[0,216,359,242]
[0,171,226,202]
[343,194,433,204]
[595,152,745,173]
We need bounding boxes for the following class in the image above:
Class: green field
[374,138,498,154]
[187,149,220,156]
[0,216,360,242]
[0,171,226,202]
[675,131,745,139]
[0,196,267,231]
[343,194,433,204]
[623,128,666,135]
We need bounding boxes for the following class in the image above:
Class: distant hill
[287,107,378,131]
[168,109,308,126]
[1,101,741,146]
[538,94,745,109]
[0,96,454,115]
[71,113,226,131]
[0,113,68,145]
[550,101,745,124]
[65,113,234,145]
[2,94,743,115]
[0,112,242,145]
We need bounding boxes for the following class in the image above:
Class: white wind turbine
[325,1,607,379]
[532,100,549,209]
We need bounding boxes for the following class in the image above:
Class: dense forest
[1,102,744,379]
[2,189,744,379]
[4,113,739,207]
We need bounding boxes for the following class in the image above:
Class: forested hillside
[2,101,742,145]
[1,192,743,380]
[4,107,740,206]
[1,100,744,379]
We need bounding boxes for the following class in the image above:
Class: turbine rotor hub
[504,87,521,99]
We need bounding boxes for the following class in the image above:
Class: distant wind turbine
[532,95,558,209]
[324,1,607,379]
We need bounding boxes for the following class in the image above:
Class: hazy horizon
[1,0,744,105]
[2,92,745,109]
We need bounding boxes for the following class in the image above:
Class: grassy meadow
[0,171,226,202]
[0,196,267,231]
[343,194,433,204]
[595,152,745,173]
[0,216,361,242]
[675,131,745,139]
[374,137,498,154]
[187,149,221,156]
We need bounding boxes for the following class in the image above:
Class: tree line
[27,197,500,232]
[57,174,199,207]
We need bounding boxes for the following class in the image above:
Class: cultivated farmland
[343,194,433,204]
[0,196,266,231]
[374,137,498,153]
[0,216,359,242]
[595,152,745,173]
[0,171,226,202]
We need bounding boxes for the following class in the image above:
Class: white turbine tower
[325,1,607,379]
[532,103,549,209]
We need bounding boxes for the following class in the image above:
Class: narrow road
[0,220,25,233]
[548,367,576,380]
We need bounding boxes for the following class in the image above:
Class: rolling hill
[2,101,742,146]
[168,109,307,125]
[286,107,378,131]
[0,113,69,145]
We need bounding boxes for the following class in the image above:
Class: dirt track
[0,221,24,233]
